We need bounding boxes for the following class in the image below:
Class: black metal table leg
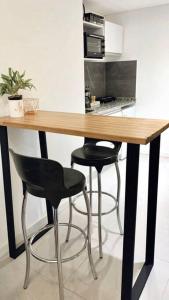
[0,126,16,258]
[145,135,161,266]
[121,136,161,300]
[121,143,140,300]
[132,136,161,299]
[38,131,53,224]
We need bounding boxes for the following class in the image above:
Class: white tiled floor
[1,154,169,299]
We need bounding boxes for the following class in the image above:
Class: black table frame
[0,125,161,299]
[121,136,160,300]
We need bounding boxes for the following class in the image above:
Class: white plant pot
[8,99,24,117]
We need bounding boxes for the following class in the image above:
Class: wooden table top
[0,110,168,145]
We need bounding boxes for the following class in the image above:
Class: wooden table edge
[0,112,168,145]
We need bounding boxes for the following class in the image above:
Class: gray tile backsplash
[106,61,137,97]
[84,60,137,98]
[84,62,106,97]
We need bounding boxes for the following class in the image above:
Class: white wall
[0,0,84,256]
[107,4,169,155]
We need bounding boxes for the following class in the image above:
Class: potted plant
[0,68,35,117]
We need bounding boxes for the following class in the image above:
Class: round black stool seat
[71,145,118,171]
[26,168,86,200]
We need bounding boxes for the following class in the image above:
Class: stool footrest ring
[72,190,118,216]
[29,223,87,264]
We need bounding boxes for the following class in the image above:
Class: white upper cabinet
[105,21,123,55]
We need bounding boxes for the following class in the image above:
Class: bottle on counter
[85,86,91,109]
[90,95,100,108]
[91,95,96,103]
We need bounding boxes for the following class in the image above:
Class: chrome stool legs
[97,172,103,259]
[21,191,30,289]
[65,198,72,243]
[54,209,64,300]
[21,189,97,300]
[83,188,97,279]
[88,163,123,235]
[65,187,97,280]
[89,166,93,212]
[89,167,104,258]
[115,162,123,235]
[22,202,64,299]
[69,162,123,259]
[96,166,122,259]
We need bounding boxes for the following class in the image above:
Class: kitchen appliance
[84,13,104,25]
[84,33,105,59]
[96,96,116,103]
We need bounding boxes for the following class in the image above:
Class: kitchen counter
[86,97,136,115]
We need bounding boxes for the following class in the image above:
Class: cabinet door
[105,21,123,54]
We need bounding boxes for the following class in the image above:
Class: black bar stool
[66,138,123,259]
[10,149,97,300]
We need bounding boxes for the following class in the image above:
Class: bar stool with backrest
[66,138,123,259]
[9,149,97,300]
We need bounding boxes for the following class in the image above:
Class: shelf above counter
[83,21,104,30]
[84,57,105,62]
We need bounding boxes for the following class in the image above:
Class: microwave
[84,33,105,59]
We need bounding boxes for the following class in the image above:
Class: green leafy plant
[0,68,35,97]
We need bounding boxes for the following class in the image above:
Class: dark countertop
[86,97,136,115]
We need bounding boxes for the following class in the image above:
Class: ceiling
[84,0,169,15]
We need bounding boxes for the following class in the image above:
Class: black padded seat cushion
[63,168,86,198]
[26,168,85,200]
[71,145,118,169]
